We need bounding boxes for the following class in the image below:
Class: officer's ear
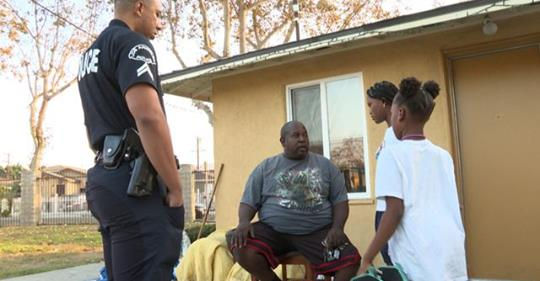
[134,0,144,17]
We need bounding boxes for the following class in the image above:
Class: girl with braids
[357,78,468,281]
[366,80,399,265]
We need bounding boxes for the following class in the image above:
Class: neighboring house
[161,1,540,280]
[193,167,215,220]
[40,166,87,197]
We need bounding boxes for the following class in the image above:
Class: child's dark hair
[366,81,398,104]
[394,77,440,121]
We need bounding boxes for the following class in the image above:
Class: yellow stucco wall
[211,12,540,265]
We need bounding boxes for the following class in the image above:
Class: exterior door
[452,45,540,280]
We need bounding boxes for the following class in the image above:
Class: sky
[0,0,459,170]
[0,39,214,169]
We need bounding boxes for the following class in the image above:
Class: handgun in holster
[122,128,156,197]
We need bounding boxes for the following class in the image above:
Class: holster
[127,153,155,197]
[100,128,156,197]
[123,128,156,197]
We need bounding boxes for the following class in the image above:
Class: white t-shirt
[376,139,468,281]
[375,127,399,211]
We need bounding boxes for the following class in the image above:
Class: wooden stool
[251,251,331,281]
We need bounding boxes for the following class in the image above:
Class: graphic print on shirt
[128,44,156,81]
[272,168,325,211]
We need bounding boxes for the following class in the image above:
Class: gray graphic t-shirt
[241,152,348,235]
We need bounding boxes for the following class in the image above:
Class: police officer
[77,0,184,280]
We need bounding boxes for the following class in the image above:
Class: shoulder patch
[128,44,156,65]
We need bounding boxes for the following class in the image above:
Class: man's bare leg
[334,263,360,281]
[233,247,281,281]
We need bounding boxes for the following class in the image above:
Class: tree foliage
[162,0,397,124]
[164,0,397,67]
[0,0,107,175]
[0,165,23,180]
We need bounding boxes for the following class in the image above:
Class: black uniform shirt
[77,19,164,151]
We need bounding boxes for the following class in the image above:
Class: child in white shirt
[358,77,468,281]
[366,80,399,265]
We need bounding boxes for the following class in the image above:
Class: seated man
[227,121,360,281]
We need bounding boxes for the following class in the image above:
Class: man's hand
[166,189,184,207]
[231,222,255,248]
[357,259,373,276]
[323,227,348,249]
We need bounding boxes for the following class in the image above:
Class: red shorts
[227,222,361,275]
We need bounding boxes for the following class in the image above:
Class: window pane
[291,85,324,155]
[326,78,367,193]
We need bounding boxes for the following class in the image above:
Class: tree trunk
[223,0,231,57]
[29,95,49,175]
[238,1,246,54]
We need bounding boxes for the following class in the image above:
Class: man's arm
[324,200,350,249]
[331,200,349,230]
[358,196,403,273]
[125,84,183,207]
[231,203,257,248]
[239,202,257,226]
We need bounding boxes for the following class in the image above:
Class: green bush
[1,210,10,217]
[185,222,216,242]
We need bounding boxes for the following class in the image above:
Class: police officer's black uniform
[78,19,183,281]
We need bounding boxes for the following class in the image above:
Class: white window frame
[285,73,371,200]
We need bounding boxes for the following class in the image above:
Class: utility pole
[293,0,300,41]
[196,137,200,170]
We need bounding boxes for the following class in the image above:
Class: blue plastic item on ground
[350,264,409,281]
[97,267,107,281]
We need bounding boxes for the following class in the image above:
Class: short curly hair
[394,77,440,121]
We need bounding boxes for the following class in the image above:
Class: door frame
[442,33,540,273]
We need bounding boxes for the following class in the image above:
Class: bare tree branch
[1,0,37,39]
[245,0,270,11]
[258,19,290,47]
[166,0,187,68]
[222,0,231,57]
[283,21,295,43]
[339,3,365,30]
[199,0,222,60]
[48,77,76,100]
[246,37,258,49]
[251,11,262,47]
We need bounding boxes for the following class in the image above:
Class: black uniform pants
[86,162,184,281]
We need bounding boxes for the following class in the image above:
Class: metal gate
[39,174,96,225]
[0,179,22,226]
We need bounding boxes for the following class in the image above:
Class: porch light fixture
[482,15,498,36]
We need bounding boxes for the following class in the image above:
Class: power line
[28,0,96,38]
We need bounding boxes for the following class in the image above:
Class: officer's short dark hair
[114,0,139,12]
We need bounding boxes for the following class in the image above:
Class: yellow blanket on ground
[176,230,234,281]
[176,231,306,281]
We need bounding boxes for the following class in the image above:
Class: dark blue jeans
[86,162,184,281]
[375,211,392,265]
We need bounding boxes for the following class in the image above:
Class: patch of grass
[0,225,103,279]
